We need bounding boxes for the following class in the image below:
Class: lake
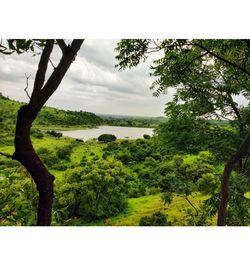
[59,126,154,140]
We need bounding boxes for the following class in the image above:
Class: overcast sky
[1,39,248,117]
[0,40,174,117]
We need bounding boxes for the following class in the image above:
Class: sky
[0,39,248,117]
[0,40,174,117]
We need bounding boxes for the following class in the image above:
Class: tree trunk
[217,130,250,226]
[11,39,84,225]
[13,105,55,226]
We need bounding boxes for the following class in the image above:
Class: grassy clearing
[65,193,211,226]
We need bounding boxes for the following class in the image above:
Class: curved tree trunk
[13,105,55,225]
[10,39,84,226]
[217,130,250,226]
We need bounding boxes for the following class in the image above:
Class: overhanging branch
[193,41,250,76]
[0,151,13,158]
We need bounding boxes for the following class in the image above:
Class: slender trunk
[184,195,199,216]
[13,105,55,226]
[217,130,250,226]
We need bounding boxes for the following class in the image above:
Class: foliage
[54,160,139,222]
[56,145,72,161]
[98,134,117,143]
[0,95,103,130]
[37,147,60,167]
[46,130,63,138]
[0,167,37,225]
[139,211,170,226]
[143,134,151,139]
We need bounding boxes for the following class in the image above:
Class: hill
[0,93,103,129]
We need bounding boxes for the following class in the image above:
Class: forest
[0,39,250,226]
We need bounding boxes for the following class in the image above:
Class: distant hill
[0,94,103,128]
[98,113,167,128]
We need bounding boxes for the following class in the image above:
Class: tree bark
[217,130,250,226]
[13,105,55,225]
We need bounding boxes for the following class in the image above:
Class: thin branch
[193,41,250,76]
[56,39,67,53]
[24,73,31,99]
[31,40,54,99]
[184,195,199,216]
[0,151,13,158]
[179,52,208,76]
[34,44,55,69]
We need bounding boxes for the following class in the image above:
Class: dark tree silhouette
[1,39,84,225]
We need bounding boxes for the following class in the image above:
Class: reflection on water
[59,126,154,140]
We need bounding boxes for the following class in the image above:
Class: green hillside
[0,93,103,129]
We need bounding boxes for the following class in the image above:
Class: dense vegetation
[1,39,250,226]
[99,113,167,128]
[0,93,103,129]
[1,95,249,226]
[0,93,165,130]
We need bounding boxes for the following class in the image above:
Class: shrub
[46,130,62,138]
[98,134,117,143]
[55,160,139,221]
[139,211,170,226]
[143,134,151,139]
[115,151,133,165]
[31,129,44,139]
[37,147,59,167]
[56,145,72,160]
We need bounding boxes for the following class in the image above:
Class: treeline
[35,108,103,127]
[99,114,166,128]
[0,93,103,128]
[0,94,164,129]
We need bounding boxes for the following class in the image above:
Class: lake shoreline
[58,125,154,140]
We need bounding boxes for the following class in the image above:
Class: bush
[31,129,44,139]
[46,130,62,138]
[37,147,60,167]
[56,145,72,160]
[55,160,139,221]
[115,151,133,165]
[143,134,151,139]
[41,152,60,167]
[139,211,170,226]
[75,138,84,142]
[98,134,117,143]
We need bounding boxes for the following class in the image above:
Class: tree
[55,160,139,221]
[98,134,117,143]
[0,39,84,225]
[115,39,250,226]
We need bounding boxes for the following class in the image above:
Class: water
[59,126,154,140]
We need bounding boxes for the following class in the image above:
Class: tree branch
[56,39,67,53]
[35,39,84,112]
[193,41,250,76]
[184,195,199,216]
[31,40,54,100]
[179,51,208,76]
[24,73,31,99]
[0,151,13,158]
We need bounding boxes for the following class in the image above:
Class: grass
[65,193,211,226]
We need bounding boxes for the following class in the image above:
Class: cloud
[0,40,172,116]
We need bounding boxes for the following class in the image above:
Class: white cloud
[0,39,173,116]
